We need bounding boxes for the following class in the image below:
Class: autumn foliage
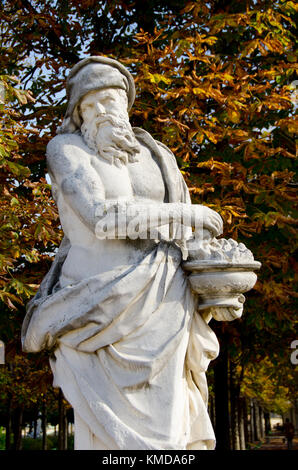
[0,0,297,449]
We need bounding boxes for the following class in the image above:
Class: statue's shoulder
[154,139,176,160]
[46,132,84,159]
[133,127,177,164]
[46,133,91,179]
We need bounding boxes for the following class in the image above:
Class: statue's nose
[96,102,105,114]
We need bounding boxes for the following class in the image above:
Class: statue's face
[80,88,128,126]
[79,87,140,166]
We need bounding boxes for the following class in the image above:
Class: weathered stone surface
[183,236,261,321]
[0,340,4,365]
[21,56,259,450]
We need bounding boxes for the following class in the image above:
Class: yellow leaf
[196,132,204,144]
[203,130,218,143]
[193,87,205,95]
[13,89,27,105]
[10,197,19,206]
[148,73,171,85]
[228,109,241,123]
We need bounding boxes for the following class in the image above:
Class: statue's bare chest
[91,144,166,202]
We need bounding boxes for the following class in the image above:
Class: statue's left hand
[192,205,223,238]
[209,295,245,321]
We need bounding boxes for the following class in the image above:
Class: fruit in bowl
[182,237,261,321]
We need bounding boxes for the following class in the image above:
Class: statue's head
[59,57,140,166]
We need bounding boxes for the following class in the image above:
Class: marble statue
[21,57,260,450]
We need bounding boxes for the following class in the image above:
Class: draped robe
[22,128,219,450]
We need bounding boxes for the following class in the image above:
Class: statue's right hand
[96,199,129,218]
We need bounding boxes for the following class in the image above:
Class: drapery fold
[22,130,219,449]
[49,242,219,449]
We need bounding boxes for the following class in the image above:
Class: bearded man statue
[21,57,223,450]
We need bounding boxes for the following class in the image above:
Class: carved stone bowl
[182,260,261,311]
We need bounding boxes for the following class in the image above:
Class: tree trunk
[229,360,240,450]
[33,419,37,439]
[64,410,68,450]
[209,394,215,430]
[58,389,68,450]
[5,396,12,450]
[238,398,246,450]
[259,406,264,439]
[242,397,249,447]
[214,346,230,450]
[33,408,38,439]
[58,389,64,450]
[249,399,255,442]
[264,412,271,435]
[253,400,260,441]
[42,401,47,450]
[28,421,33,436]
[12,406,23,450]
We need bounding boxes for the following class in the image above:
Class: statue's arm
[155,140,223,237]
[46,135,222,238]
[46,135,106,232]
[46,136,189,237]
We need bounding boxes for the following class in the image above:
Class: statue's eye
[102,96,115,102]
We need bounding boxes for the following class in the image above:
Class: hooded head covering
[58,56,135,134]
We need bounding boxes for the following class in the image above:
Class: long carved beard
[81,114,140,167]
